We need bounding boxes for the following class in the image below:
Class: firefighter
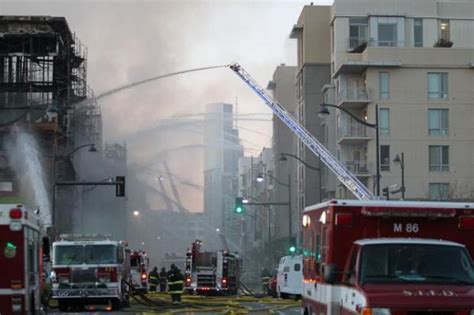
[148,266,159,293]
[261,268,271,292]
[168,264,184,304]
[159,267,168,292]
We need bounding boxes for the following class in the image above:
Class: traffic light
[116,176,125,197]
[382,187,390,200]
[289,245,296,254]
[234,197,244,214]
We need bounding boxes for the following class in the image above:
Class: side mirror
[323,264,338,284]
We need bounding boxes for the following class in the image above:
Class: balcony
[337,87,370,109]
[343,160,371,177]
[335,40,473,77]
[337,123,370,144]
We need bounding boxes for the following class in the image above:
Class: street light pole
[288,173,292,243]
[394,152,405,199]
[319,103,380,196]
[256,172,292,245]
[280,153,321,202]
[52,143,97,228]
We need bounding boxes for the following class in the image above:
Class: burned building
[0,16,99,234]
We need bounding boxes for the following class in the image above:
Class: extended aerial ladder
[229,63,375,201]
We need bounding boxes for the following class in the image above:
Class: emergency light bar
[361,207,456,218]
[59,233,112,241]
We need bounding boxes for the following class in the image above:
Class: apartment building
[324,0,474,200]
[267,64,298,242]
[290,5,331,230]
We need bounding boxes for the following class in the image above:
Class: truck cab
[302,199,474,315]
[51,234,130,311]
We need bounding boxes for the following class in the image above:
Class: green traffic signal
[234,197,244,214]
[289,245,296,253]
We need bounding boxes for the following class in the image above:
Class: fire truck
[184,240,241,295]
[0,204,43,314]
[129,250,149,293]
[301,199,474,315]
[51,234,130,311]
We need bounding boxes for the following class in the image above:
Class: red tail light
[335,213,353,226]
[459,216,474,229]
[9,208,22,219]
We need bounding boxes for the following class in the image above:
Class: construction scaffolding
[0,16,96,234]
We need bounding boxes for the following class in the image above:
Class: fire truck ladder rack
[228,63,375,201]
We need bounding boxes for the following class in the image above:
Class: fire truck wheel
[123,295,130,308]
[111,298,122,310]
[58,300,69,312]
[30,292,36,315]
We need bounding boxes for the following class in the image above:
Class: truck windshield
[360,244,474,285]
[54,245,117,265]
[84,245,117,264]
[54,245,84,265]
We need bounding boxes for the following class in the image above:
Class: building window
[378,23,398,47]
[379,72,390,99]
[440,20,450,41]
[379,108,390,136]
[414,18,423,47]
[428,109,449,136]
[0,181,13,192]
[349,18,368,49]
[428,73,448,99]
[381,145,390,171]
[429,145,449,172]
[429,183,449,200]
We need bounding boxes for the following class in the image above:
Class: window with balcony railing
[428,73,448,99]
[379,108,390,136]
[381,145,390,171]
[429,145,449,172]
[429,183,449,200]
[414,18,423,47]
[349,18,368,50]
[378,23,398,47]
[428,109,449,136]
[379,72,390,100]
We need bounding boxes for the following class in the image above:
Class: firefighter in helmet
[261,268,271,292]
[159,267,168,292]
[167,264,184,304]
[148,266,159,292]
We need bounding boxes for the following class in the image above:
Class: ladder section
[229,63,375,201]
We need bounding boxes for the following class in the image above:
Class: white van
[276,255,302,299]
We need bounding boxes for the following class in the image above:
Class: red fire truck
[129,250,149,293]
[51,234,130,311]
[185,240,241,295]
[301,199,474,315]
[0,204,43,314]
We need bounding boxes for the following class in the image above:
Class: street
[44,293,302,314]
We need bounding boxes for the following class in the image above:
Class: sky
[2,0,333,211]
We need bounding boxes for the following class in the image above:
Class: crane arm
[228,63,375,201]
[163,161,188,213]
